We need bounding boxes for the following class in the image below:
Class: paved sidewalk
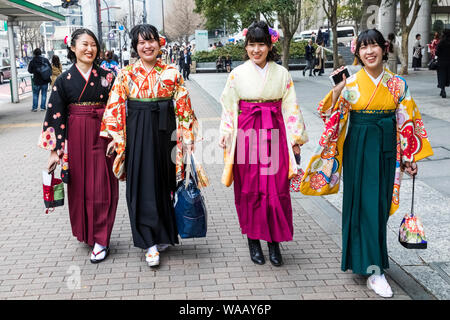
[190,66,450,300]
[0,74,413,301]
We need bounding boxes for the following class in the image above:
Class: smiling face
[136,34,160,66]
[71,33,97,65]
[358,42,384,69]
[245,41,272,68]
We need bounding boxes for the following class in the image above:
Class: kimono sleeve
[281,72,308,146]
[219,71,239,138]
[173,70,196,145]
[100,69,127,154]
[396,82,433,163]
[38,76,67,154]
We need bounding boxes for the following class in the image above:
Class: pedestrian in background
[313,41,325,76]
[182,48,192,80]
[225,55,232,73]
[28,48,51,112]
[50,54,63,88]
[38,28,119,264]
[428,32,440,60]
[101,24,199,268]
[303,39,314,77]
[100,51,119,76]
[412,33,423,71]
[301,29,433,298]
[111,49,119,63]
[436,29,450,98]
[219,21,308,267]
[122,47,130,66]
[387,33,400,74]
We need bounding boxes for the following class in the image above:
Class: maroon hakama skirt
[233,100,293,243]
[66,103,119,247]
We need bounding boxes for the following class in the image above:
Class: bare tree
[17,21,43,57]
[399,0,421,75]
[165,0,205,43]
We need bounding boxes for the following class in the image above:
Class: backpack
[36,58,52,82]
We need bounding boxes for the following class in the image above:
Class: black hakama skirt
[125,98,179,249]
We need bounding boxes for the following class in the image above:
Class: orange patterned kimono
[100,58,197,182]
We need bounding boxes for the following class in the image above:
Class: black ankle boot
[442,89,446,98]
[248,238,265,265]
[267,242,283,267]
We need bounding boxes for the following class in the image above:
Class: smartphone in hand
[329,67,351,86]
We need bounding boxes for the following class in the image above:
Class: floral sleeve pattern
[38,77,67,155]
[219,71,239,138]
[282,73,308,146]
[173,71,196,145]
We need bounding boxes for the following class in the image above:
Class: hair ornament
[268,28,279,44]
[159,36,166,47]
[242,28,248,37]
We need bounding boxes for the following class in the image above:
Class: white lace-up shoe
[367,274,393,298]
[145,252,160,267]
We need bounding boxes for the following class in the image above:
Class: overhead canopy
[0,0,65,22]
[0,0,65,103]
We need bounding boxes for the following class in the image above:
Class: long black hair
[67,28,101,64]
[244,21,279,62]
[51,55,61,68]
[387,33,395,53]
[354,28,389,66]
[130,24,160,54]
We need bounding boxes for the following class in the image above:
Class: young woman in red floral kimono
[38,28,119,263]
[101,24,198,268]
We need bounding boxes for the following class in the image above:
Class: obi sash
[350,110,396,155]
[127,98,173,131]
[68,102,106,121]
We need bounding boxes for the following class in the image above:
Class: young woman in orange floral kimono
[101,24,198,268]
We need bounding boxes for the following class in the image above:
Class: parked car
[0,57,11,84]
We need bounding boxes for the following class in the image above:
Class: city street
[0,65,448,300]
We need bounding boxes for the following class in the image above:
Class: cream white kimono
[219,60,309,186]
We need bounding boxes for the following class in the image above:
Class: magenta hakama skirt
[233,100,293,243]
[66,103,119,247]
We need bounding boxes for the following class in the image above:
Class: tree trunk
[400,29,409,75]
[281,36,291,69]
[331,20,339,69]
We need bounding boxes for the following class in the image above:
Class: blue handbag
[174,155,207,238]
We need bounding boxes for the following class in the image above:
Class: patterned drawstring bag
[42,170,65,214]
[290,153,305,192]
[399,175,427,249]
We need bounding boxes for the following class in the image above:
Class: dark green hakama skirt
[342,110,397,275]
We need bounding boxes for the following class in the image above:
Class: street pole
[101,0,112,50]
[143,0,147,24]
[161,0,165,34]
[96,0,103,48]
[7,20,19,103]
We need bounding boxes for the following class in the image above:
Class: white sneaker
[145,252,160,267]
[367,274,393,298]
[157,244,169,252]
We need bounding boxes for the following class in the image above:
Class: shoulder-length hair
[354,29,388,66]
[67,28,101,65]
[130,24,160,54]
[244,21,279,62]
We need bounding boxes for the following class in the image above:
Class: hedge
[192,41,317,62]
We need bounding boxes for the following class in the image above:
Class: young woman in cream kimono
[219,21,308,267]
[300,29,433,298]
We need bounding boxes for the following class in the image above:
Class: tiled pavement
[0,78,412,300]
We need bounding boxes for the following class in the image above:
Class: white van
[334,26,356,46]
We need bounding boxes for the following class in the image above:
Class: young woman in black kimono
[38,28,119,263]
